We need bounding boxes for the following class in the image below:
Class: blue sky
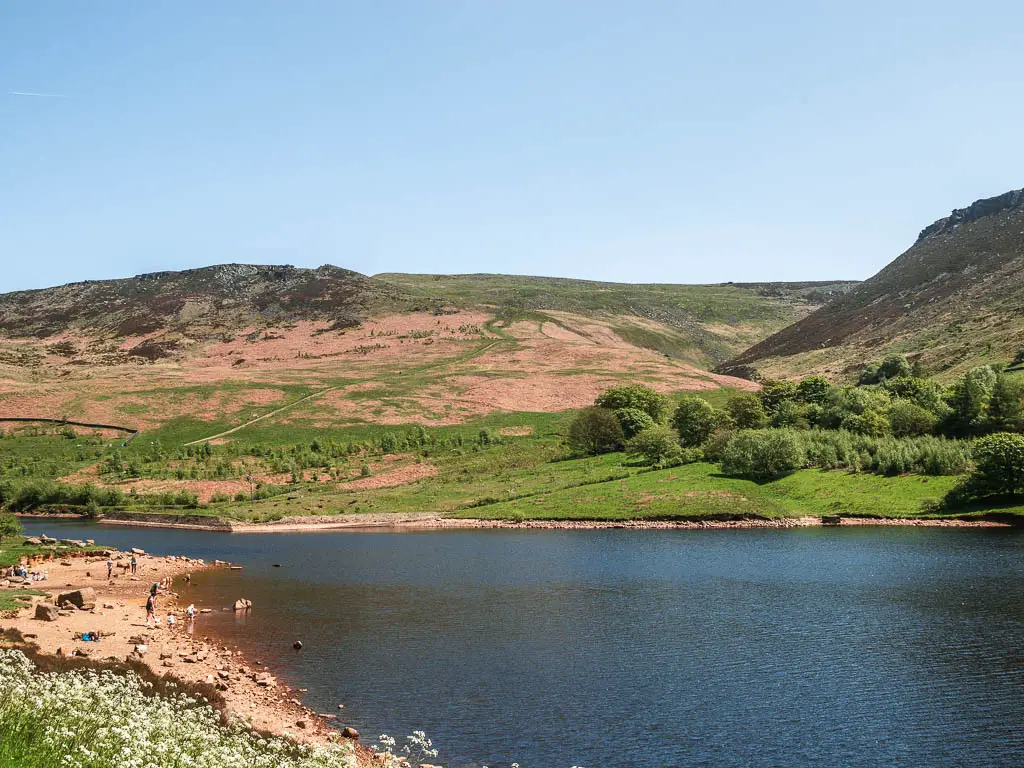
[2,1,1023,292]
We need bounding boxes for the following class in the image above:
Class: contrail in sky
[8,90,67,97]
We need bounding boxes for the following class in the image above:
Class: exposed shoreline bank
[18,510,1015,532]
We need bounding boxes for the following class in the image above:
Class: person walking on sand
[106,559,113,580]
[145,593,157,627]
[130,555,137,575]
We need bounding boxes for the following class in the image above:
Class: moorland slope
[723,188,1024,380]
[0,266,847,436]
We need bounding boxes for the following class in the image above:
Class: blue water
[21,520,1024,768]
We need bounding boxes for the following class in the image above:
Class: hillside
[0,265,852,440]
[722,188,1024,380]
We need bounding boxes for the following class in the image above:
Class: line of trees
[567,358,1024,504]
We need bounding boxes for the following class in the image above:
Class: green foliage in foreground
[0,649,357,768]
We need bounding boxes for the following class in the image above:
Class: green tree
[882,376,950,416]
[726,393,768,429]
[720,430,806,480]
[759,379,798,415]
[625,425,684,466]
[986,374,1024,433]
[946,366,998,436]
[886,400,938,437]
[595,384,667,421]
[613,407,656,439]
[568,407,625,456]
[771,399,814,429]
[670,395,726,447]
[859,355,911,385]
[795,375,832,404]
[947,433,1024,504]
[840,410,890,437]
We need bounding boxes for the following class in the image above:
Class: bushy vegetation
[945,433,1024,507]
[720,430,806,480]
[573,360,985,487]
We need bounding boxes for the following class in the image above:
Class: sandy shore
[0,547,354,750]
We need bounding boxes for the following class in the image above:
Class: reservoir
[21,520,1024,768]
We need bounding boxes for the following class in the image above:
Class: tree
[840,410,890,437]
[945,366,998,436]
[567,407,625,456]
[720,430,806,480]
[625,425,683,466]
[726,393,768,429]
[885,400,938,437]
[670,396,726,447]
[882,376,949,416]
[947,433,1024,504]
[595,384,667,422]
[771,399,814,429]
[759,380,798,415]
[795,375,832,404]
[986,374,1024,433]
[859,355,911,385]
[613,407,656,439]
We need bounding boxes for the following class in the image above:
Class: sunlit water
[21,520,1024,768]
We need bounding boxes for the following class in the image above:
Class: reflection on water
[22,520,1024,768]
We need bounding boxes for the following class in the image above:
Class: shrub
[625,425,683,466]
[947,433,1024,505]
[613,407,656,439]
[567,407,624,456]
[671,396,726,447]
[726,394,767,429]
[0,512,21,538]
[720,429,806,480]
[595,384,667,421]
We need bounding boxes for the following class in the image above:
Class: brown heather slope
[0,265,848,432]
[721,188,1024,381]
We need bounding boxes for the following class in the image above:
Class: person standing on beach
[130,555,137,575]
[106,559,113,580]
[145,593,157,627]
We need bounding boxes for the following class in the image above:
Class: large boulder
[34,604,59,621]
[232,599,252,611]
[23,537,42,546]
[57,588,97,610]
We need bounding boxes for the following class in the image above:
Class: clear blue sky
[2,1,1023,292]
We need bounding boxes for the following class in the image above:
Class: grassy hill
[722,188,1024,381]
[377,273,855,367]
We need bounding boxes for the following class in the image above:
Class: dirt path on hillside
[182,337,510,445]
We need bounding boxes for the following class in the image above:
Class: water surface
[22,520,1024,768]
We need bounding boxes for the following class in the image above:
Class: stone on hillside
[34,604,59,621]
[57,588,96,610]
[40,535,57,544]
[23,537,42,546]
[131,548,145,555]
[341,727,359,740]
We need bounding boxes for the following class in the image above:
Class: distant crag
[720,187,1024,380]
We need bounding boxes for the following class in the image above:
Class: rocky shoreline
[0,543,367,759]
[97,512,1016,532]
